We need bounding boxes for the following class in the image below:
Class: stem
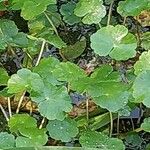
[123,17,127,25]
[107,0,114,26]
[44,12,58,36]
[117,113,120,135]
[39,118,46,129]
[86,98,89,124]
[7,97,12,117]
[109,111,113,137]
[35,40,46,67]
[16,91,26,114]
[130,117,135,130]
[0,104,9,121]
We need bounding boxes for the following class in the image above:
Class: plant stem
[44,12,58,36]
[0,104,9,121]
[86,98,89,124]
[35,40,46,67]
[107,0,114,26]
[7,97,12,117]
[123,16,127,25]
[39,117,46,129]
[117,113,120,135]
[109,111,113,137]
[16,91,26,114]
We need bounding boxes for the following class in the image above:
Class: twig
[0,104,9,121]
[16,91,26,114]
[39,117,46,129]
[109,111,113,137]
[44,12,58,36]
[35,40,46,67]
[86,98,89,124]
[107,0,114,26]
[7,97,12,117]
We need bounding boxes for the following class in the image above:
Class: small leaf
[90,25,137,60]
[60,2,81,25]
[117,0,149,17]
[8,114,37,133]
[79,130,125,150]
[8,68,44,94]
[74,0,106,24]
[60,38,86,60]
[141,117,150,132]
[134,51,150,75]
[0,68,9,86]
[33,57,60,85]
[0,132,15,149]
[141,32,150,50]
[132,70,150,107]
[47,118,79,142]
[32,85,72,120]
[52,62,86,83]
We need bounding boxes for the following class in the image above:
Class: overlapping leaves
[0,19,28,50]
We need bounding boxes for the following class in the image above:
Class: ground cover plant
[0,0,150,149]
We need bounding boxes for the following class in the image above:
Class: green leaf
[47,118,79,142]
[141,117,150,132]
[0,19,28,50]
[52,62,86,83]
[0,132,15,149]
[79,130,125,150]
[74,0,106,24]
[0,68,9,86]
[60,37,86,60]
[60,2,81,25]
[33,57,60,86]
[132,70,150,107]
[134,51,150,75]
[32,86,72,120]
[10,0,56,20]
[141,32,150,50]
[8,114,37,133]
[90,25,137,60]
[117,0,149,17]
[16,128,48,147]
[8,68,44,94]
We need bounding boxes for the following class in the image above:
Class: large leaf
[10,0,56,20]
[7,68,44,94]
[74,0,106,24]
[32,85,72,120]
[0,132,15,149]
[79,130,125,150]
[117,0,149,17]
[134,51,150,75]
[132,70,150,107]
[90,25,137,60]
[60,2,81,25]
[33,57,60,85]
[47,118,79,142]
[0,68,9,86]
[0,19,28,50]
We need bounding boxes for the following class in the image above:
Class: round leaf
[134,51,150,75]
[47,118,79,142]
[0,132,15,149]
[90,25,137,60]
[79,130,125,150]
[141,117,150,132]
[74,0,106,24]
[0,68,9,86]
